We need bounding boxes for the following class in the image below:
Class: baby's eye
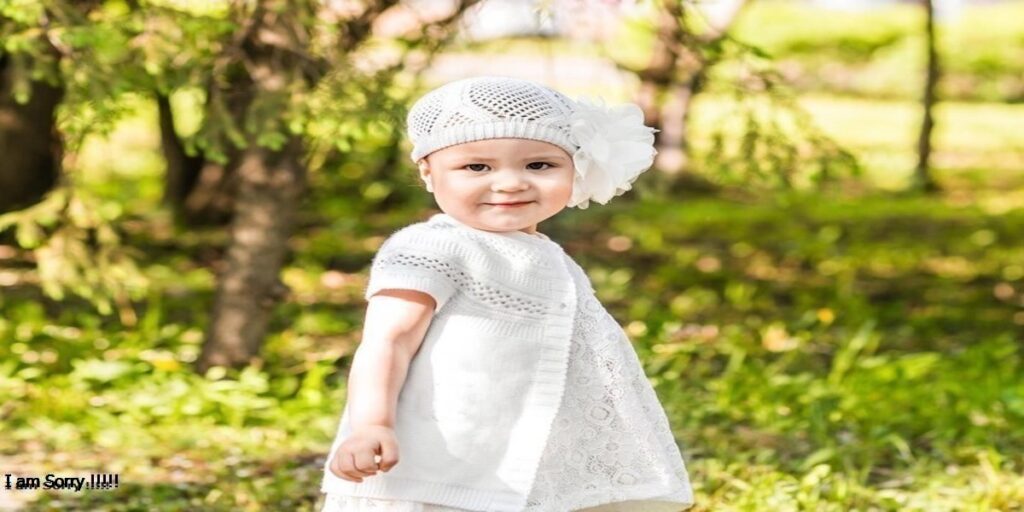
[527,162,554,170]
[464,164,489,172]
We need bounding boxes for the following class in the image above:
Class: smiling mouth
[487,202,533,207]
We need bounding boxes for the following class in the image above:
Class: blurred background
[1,0,1022,510]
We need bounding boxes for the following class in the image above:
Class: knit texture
[320,213,693,511]
[322,495,470,511]
[406,76,578,163]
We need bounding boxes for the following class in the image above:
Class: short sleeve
[363,226,460,313]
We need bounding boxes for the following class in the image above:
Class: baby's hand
[328,424,399,483]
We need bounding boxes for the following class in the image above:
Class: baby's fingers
[378,436,399,472]
[352,448,381,476]
[329,451,365,483]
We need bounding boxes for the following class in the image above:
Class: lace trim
[524,280,692,511]
[321,495,474,512]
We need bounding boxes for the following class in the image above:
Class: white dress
[323,230,693,512]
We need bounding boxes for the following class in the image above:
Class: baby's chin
[442,211,533,233]
[475,221,535,234]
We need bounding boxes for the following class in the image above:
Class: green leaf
[15,218,43,249]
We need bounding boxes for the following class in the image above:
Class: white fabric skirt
[321,495,474,511]
[321,494,690,512]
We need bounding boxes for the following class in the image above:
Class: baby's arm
[331,224,458,481]
[348,289,436,429]
[330,288,435,482]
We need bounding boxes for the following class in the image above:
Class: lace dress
[322,245,693,512]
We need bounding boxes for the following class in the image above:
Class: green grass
[3,189,1024,510]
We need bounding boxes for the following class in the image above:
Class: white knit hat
[405,75,659,209]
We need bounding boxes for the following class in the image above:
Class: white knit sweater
[320,213,693,511]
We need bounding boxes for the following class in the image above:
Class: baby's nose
[493,171,529,190]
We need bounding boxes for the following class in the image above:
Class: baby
[320,76,694,512]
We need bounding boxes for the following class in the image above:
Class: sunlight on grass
[686,93,1024,190]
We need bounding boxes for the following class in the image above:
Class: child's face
[418,138,574,235]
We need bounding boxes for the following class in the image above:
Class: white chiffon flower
[567,96,659,209]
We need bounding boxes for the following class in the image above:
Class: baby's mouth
[486,201,534,207]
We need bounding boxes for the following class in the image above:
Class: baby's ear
[416,159,434,192]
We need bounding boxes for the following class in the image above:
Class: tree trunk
[194,0,311,372]
[179,159,239,226]
[635,0,748,179]
[673,0,750,174]
[158,87,242,228]
[658,81,689,173]
[158,93,204,207]
[0,53,64,213]
[914,0,940,192]
[636,1,681,171]
[636,79,662,137]
[634,0,714,193]
[196,136,306,372]
[194,0,466,371]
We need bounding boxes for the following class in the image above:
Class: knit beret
[405,75,579,163]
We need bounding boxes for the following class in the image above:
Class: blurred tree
[302,0,481,218]
[0,1,151,321]
[612,0,857,195]
[1,0,479,367]
[194,0,386,372]
[632,0,750,177]
[0,1,100,213]
[0,0,858,372]
[0,51,63,213]
[196,0,481,372]
[158,84,239,227]
[914,0,940,193]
